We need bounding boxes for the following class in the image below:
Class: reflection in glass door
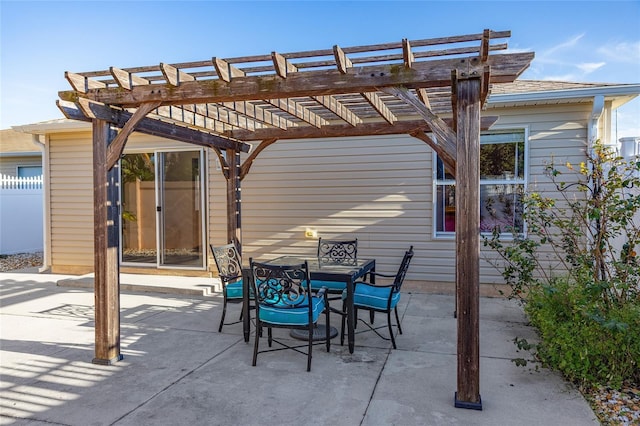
[121,153,157,264]
[158,151,205,268]
[120,150,205,269]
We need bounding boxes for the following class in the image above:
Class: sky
[1,0,639,139]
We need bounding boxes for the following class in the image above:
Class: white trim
[588,95,605,145]
[40,134,51,272]
[12,119,90,134]
[118,148,208,271]
[488,84,640,104]
[433,127,529,239]
[0,152,41,158]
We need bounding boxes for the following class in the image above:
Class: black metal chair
[341,246,414,349]
[317,237,358,265]
[310,238,358,344]
[250,259,330,372]
[310,238,358,295]
[210,243,250,332]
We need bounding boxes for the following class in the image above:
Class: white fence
[0,174,43,255]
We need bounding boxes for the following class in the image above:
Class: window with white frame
[434,129,526,236]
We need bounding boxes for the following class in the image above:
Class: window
[17,165,42,178]
[434,130,526,236]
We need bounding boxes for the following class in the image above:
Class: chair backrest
[210,243,242,284]
[317,237,358,265]
[250,259,311,308]
[392,246,414,292]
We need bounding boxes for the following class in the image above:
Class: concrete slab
[56,273,220,296]
[0,271,598,425]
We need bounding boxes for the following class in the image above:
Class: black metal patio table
[242,256,375,354]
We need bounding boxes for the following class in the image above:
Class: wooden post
[454,76,482,409]
[226,148,242,254]
[92,119,122,365]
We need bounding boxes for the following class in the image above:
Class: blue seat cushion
[258,295,326,326]
[224,280,243,299]
[310,279,346,292]
[343,284,400,310]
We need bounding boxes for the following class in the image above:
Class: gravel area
[0,251,637,424]
[588,383,640,425]
[0,251,43,272]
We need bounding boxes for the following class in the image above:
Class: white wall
[0,177,43,254]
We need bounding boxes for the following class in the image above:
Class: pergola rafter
[59,29,534,411]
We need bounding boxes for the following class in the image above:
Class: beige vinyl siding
[210,134,436,284]
[209,104,592,289]
[48,132,197,273]
[48,132,94,272]
[46,102,594,287]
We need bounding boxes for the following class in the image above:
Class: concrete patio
[0,271,598,425]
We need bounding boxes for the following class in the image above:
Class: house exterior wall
[43,103,593,292]
[0,156,42,176]
[0,129,42,175]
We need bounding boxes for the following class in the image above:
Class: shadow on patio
[0,272,597,425]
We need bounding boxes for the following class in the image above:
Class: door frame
[119,147,207,270]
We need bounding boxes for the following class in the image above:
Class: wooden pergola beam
[334,45,398,125]
[58,100,251,153]
[105,101,160,170]
[59,52,534,107]
[384,86,457,160]
[226,117,498,141]
[240,138,278,180]
[91,119,121,365]
[454,75,483,410]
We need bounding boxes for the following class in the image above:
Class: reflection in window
[435,130,526,235]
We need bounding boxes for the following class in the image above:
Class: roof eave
[488,84,640,108]
[12,119,90,135]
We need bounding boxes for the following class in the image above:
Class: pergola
[57,29,533,409]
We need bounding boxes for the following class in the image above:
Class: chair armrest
[368,271,396,278]
[353,280,394,289]
[315,286,327,298]
[358,271,396,285]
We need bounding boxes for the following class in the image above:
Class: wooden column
[454,76,482,409]
[226,148,242,254]
[92,119,122,365]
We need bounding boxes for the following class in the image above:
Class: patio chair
[310,238,358,339]
[310,237,358,294]
[210,243,251,333]
[340,246,414,349]
[250,259,330,372]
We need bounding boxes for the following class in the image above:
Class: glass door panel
[121,153,157,264]
[158,151,204,268]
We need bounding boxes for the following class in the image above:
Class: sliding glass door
[120,150,206,269]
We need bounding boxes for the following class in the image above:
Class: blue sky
[1,0,639,138]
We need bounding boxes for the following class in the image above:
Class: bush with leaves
[484,141,640,388]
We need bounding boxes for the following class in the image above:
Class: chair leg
[395,307,403,335]
[268,327,273,347]
[340,301,347,346]
[218,297,227,333]
[387,310,397,350]
[307,326,313,372]
[252,323,260,366]
[369,310,375,324]
[325,302,331,353]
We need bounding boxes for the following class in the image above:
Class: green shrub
[484,141,640,388]
[525,278,639,388]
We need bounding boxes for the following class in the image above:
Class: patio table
[242,256,375,354]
